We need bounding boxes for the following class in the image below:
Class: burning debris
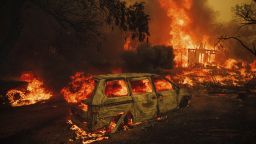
[67,120,108,144]
[6,72,52,107]
[169,59,256,88]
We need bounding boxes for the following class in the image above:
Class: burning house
[176,43,217,67]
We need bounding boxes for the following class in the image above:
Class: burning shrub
[122,44,174,72]
[61,72,95,104]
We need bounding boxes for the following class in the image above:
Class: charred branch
[98,0,150,41]
[30,0,104,38]
[219,36,256,57]
[31,0,149,41]
[234,2,256,26]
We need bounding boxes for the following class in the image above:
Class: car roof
[94,73,158,80]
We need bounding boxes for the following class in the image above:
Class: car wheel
[179,95,191,109]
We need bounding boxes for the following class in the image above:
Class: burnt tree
[219,1,256,57]
[0,0,150,79]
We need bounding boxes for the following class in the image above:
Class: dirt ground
[0,90,256,144]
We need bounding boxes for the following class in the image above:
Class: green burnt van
[69,73,191,133]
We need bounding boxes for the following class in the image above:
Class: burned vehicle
[67,73,191,133]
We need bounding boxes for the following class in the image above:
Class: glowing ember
[61,72,95,104]
[67,117,143,143]
[6,72,52,107]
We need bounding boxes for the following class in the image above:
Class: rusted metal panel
[98,102,132,118]
[132,93,157,122]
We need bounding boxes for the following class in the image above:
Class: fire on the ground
[5,73,53,107]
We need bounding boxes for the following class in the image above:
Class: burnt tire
[179,95,191,109]
[124,113,134,128]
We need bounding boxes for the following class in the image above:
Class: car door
[152,76,178,114]
[128,77,157,122]
[96,79,133,130]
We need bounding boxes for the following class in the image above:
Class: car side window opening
[153,78,174,92]
[105,79,128,97]
[130,78,153,95]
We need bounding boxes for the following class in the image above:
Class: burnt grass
[0,90,256,144]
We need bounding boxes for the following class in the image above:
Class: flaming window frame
[151,76,180,96]
[128,77,154,95]
[104,78,131,98]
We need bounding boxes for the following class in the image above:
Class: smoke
[187,0,218,43]
[133,0,218,45]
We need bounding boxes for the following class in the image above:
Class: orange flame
[61,72,95,104]
[170,59,256,87]
[250,60,256,72]
[154,78,173,91]
[6,72,52,107]
[123,37,132,51]
[159,0,215,67]
[105,80,128,97]
[130,79,153,94]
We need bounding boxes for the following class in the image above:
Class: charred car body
[69,73,191,133]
